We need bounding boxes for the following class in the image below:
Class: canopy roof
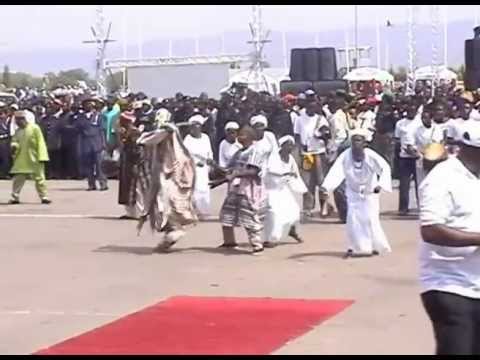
[414,66,458,81]
[343,67,394,83]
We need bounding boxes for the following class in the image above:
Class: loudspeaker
[280,81,314,95]
[302,48,321,82]
[465,27,480,90]
[318,47,338,81]
[289,49,304,81]
[312,80,348,97]
[465,68,480,90]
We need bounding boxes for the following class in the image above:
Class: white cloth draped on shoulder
[264,152,308,243]
[322,148,392,255]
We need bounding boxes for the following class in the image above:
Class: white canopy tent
[414,65,458,82]
[343,67,394,84]
[221,69,281,95]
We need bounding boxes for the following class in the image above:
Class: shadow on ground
[288,251,347,260]
[94,241,304,257]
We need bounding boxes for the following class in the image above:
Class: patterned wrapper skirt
[220,192,268,231]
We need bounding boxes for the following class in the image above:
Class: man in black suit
[76,98,108,191]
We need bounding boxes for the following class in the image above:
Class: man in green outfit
[9,110,51,205]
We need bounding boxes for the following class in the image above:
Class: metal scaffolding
[406,5,417,96]
[104,54,251,70]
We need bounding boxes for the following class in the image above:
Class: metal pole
[354,5,359,68]
[137,17,143,59]
[282,31,288,70]
[121,6,127,90]
[375,12,381,68]
[345,27,350,74]
[443,5,448,67]
[406,5,416,96]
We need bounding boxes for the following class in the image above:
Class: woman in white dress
[264,135,307,247]
[218,122,242,168]
[320,129,393,258]
[183,114,214,218]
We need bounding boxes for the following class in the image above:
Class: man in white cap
[320,128,392,258]
[218,121,241,168]
[250,114,278,177]
[9,110,51,204]
[183,114,214,218]
[294,101,331,217]
[418,121,480,354]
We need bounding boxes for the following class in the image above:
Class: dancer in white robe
[183,114,213,218]
[264,135,307,247]
[320,129,392,258]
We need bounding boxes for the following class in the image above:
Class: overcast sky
[1,5,479,52]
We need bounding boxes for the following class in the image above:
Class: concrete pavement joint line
[0,214,219,220]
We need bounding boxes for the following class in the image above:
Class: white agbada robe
[264,152,308,242]
[183,133,213,216]
[322,148,392,254]
[218,138,242,168]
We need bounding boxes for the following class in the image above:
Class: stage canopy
[414,66,458,82]
[343,67,394,83]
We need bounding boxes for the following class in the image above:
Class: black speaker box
[302,48,321,82]
[317,47,338,81]
[280,81,314,95]
[289,48,304,81]
[312,80,348,97]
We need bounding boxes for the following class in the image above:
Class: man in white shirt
[218,122,242,168]
[294,101,331,217]
[394,100,421,215]
[419,121,480,355]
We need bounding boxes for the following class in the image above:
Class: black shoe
[8,199,20,205]
[87,187,97,191]
[343,249,353,259]
[99,186,109,191]
[263,241,276,248]
[41,199,52,205]
[372,250,380,256]
[288,228,304,243]
[218,243,239,249]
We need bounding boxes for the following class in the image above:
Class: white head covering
[461,121,480,147]
[250,114,268,127]
[225,121,240,131]
[305,89,315,96]
[278,135,295,147]
[349,128,369,140]
[24,110,35,123]
[297,93,307,100]
[188,114,207,126]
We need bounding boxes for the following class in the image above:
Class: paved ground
[0,179,433,355]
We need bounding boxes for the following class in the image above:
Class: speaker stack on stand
[465,26,480,91]
[280,47,347,96]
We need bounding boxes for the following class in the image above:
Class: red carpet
[35,296,353,355]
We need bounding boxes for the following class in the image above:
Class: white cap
[250,114,268,127]
[349,128,369,140]
[297,93,307,100]
[461,121,480,147]
[188,114,207,125]
[225,121,239,131]
[305,89,315,96]
[278,135,295,147]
